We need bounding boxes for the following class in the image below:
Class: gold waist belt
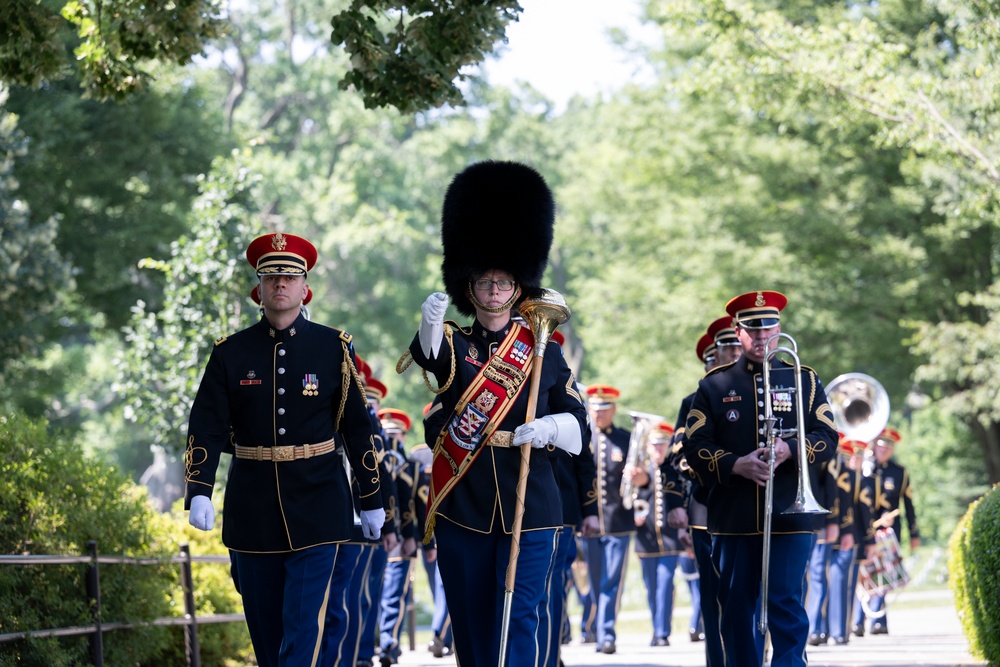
[485,430,515,448]
[233,438,337,462]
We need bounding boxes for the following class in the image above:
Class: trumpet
[620,410,665,511]
[759,333,827,636]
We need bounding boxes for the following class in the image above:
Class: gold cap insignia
[272,233,288,251]
[755,291,765,307]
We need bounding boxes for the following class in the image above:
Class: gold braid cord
[395,325,456,395]
[335,340,359,431]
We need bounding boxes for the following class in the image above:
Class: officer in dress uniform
[667,317,742,667]
[827,437,876,645]
[853,427,920,636]
[185,232,385,667]
[805,436,841,646]
[537,332,599,667]
[580,384,635,655]
[400,160,589,667]
[626,421,686,646]
[684,290,838,667]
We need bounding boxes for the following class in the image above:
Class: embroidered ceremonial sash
[424,323,535,541]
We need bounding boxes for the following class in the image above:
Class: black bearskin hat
[441,160,555,317]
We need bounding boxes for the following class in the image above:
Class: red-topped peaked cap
[839,438,866,455]
[551,330,566,347]
[585,384,620,410]
[378,407,412,434]
[696,332,716,364]
[707,315,740,347]
[354,355,371,385]
[246,232,317,277]
[726,290,788,330]
[441,160,554,317]
[648,422,675,443]
[876,427,902,446]
[250,284,312,305]
[365,377,388,403]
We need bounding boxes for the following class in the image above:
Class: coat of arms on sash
[448,389,499,451]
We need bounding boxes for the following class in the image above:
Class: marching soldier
[828,437,876,645]
[581,384,635,655]
[185,232,384,667]
[400,160,588,667]
[627,421,686,647]
[684,290,838,667]
[853,427,920,636]
[805,441,841,646]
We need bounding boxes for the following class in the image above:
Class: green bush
[0,412,252,666]
[949,483,1000,664]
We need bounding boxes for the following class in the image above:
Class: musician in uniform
[828,437,875,645]
[668,318,743,665]
[853,427,920,636]
[185,232,384,667]
[805,437,841,646]
[580,384,635,655]
[626,421,686,646]
[401,160,589,667]
[684,290,838,667]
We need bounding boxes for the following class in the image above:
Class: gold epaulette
[214,336,228,346]
[340,330,353,344]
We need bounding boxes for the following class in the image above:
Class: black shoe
[600,639,617,654]
[650,636,669,647]
[580,633,597,645]
[833,636,849,645]
[871,624,888,635]
[852,623,865,637]
[379,658,396,667]
[427,636,446,657]
[689,629,705,642]
[808,632,828,646]
[356,661,373,667]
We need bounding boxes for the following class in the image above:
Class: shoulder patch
[339,330,352,344]
[214,336,228,346]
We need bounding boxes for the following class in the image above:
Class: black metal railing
[0,541,242,667]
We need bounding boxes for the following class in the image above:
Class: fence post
[180,544,201,667]
[86,540,104,667]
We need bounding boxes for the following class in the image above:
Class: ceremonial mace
[498,288,570,667]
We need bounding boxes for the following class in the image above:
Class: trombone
[759,333,827,636]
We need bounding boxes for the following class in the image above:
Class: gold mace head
[518,289,570,355]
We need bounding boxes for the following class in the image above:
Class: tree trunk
[970,419,1000,484]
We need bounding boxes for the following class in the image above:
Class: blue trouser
[321,544,362,667]
[577,537,596,640]
[679,552,704,634]
[805,534,833,638]
[714,532,812,667]
[827,545,856,640]
[583,533,632,644]
[540,526,576,667]
[852,564,888,630]
[693,528,723,667]
[435,518,557,667]
[231,544,340,667]
[429,560,453,646]
[358,545,386,661]
[342,544,375,665]
[378,557,414,660]
[639,553,679,639]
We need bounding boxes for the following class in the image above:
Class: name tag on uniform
[240,380,262,386]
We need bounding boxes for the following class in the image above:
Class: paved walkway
[393,588,985,666]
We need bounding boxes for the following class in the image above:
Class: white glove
[513,413,583,455]
[189,495,215,531]
[419,292,449,358]
[360,508,385,540]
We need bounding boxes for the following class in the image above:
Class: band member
[805,443,841,645]
[627,421,686,647]
[853,427,920,636]
[185,232,384,667]
[400,160,589,667]
[581,384,635,655]
[684,290,838,667]
[667,318,741,667]
[828,437,876,645]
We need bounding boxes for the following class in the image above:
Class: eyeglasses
[472,279,516,292]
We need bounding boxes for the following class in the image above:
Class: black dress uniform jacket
[409,318,588,534]
[593,424,637,535]
[874,458,919,540]
[834,459,876,548]
[634,459,685,556]
[185,312,381,552]
[684,357,838,535]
